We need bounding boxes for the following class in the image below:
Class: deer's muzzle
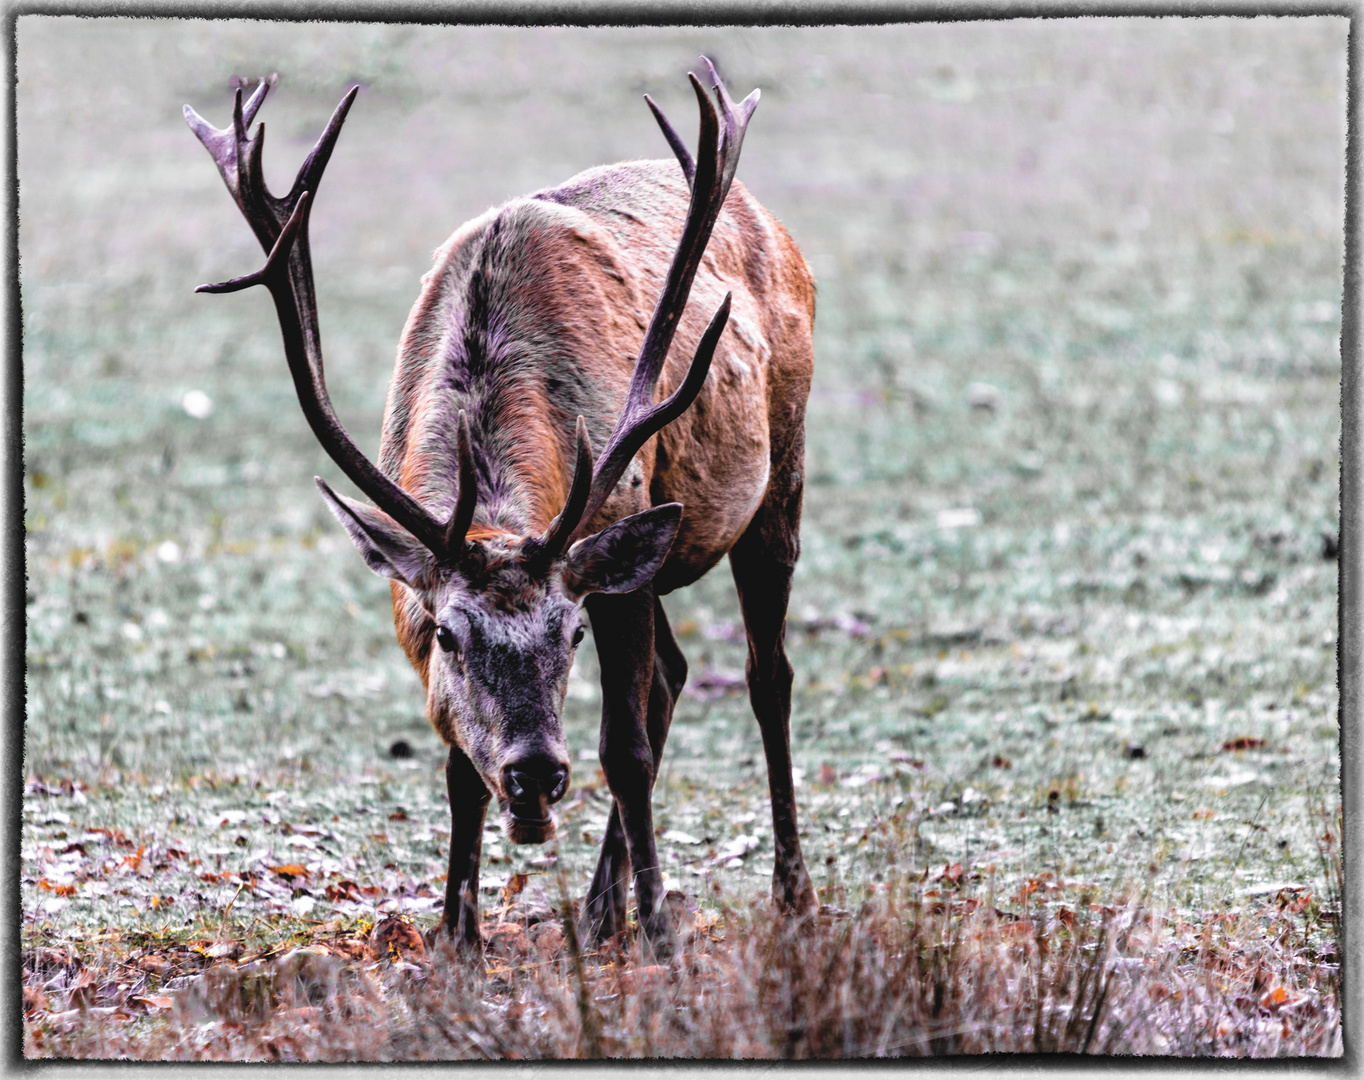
[501,757,570,845]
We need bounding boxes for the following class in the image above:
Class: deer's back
[381,159,815,591]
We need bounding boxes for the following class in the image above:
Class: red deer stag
[186,59,816,957]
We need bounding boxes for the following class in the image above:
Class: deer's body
[385,160,815,706]
[188,64,817,958]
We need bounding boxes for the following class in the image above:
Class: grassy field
[20,18,1344,1057]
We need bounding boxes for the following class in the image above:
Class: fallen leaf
[370,915,426,962]
[530,922,564,958]
[1260,985,1290,1009]
[484,922,529,958]
[325,880,362,902]
[202,940,238,960]
[502,872,530,907]
[1222,736,1267,752]
[269,864,309,879]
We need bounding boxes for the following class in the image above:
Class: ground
[19,18,1344,1057]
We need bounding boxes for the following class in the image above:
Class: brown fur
[382,161,814,683]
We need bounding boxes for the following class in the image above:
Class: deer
[185,59,817,959]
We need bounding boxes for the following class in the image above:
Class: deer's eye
[435,626,457,653]
[572,625,585,647]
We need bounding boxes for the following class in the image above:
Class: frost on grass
[20,16,1343,1063]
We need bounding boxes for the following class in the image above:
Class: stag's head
[316,415,687,843]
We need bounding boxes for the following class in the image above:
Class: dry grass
[24,811,1341,1060]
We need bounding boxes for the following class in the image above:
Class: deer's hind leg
[583,593,687,945]
[729,446,817,917]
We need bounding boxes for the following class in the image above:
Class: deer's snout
[502,757,570,807]
[501,754,570,846]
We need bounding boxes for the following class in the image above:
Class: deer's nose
[502,757,570,806]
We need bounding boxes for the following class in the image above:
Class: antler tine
[551,61,757,546]
[186,76,357,259]
[645,94,695,189]
[183,77,272,209]
[189,86,453,560]
[529,416,595,563]
[443,411,479,553]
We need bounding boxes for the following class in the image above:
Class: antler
[532,58,759,561]
[186,80,474,561]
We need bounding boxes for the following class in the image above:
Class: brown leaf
[313,937,369,961]
[325,880,362,902]
[269,864,309,880]
[1260,985,1290,1009]
[484,922,529,959]
[501,872,530,907]
[529,922,564,958]
[1222,736,1267,752]
[202,940,238,960]
[130,994,173,1011]
[23,946,77,975]
[370,915,426,963]
[83,827,132,848]
[136,955,171,976]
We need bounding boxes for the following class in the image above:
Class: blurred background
[21,19,1344,929]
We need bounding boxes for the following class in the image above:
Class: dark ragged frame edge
[0,3,1358,1071]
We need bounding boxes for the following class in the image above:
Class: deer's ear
[315,478,437,590]
[562,503,682,598]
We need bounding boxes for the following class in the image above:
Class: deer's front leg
[441,743,492,955]
[585,587,674,959]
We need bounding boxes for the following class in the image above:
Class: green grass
[20,18,1344,1056]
